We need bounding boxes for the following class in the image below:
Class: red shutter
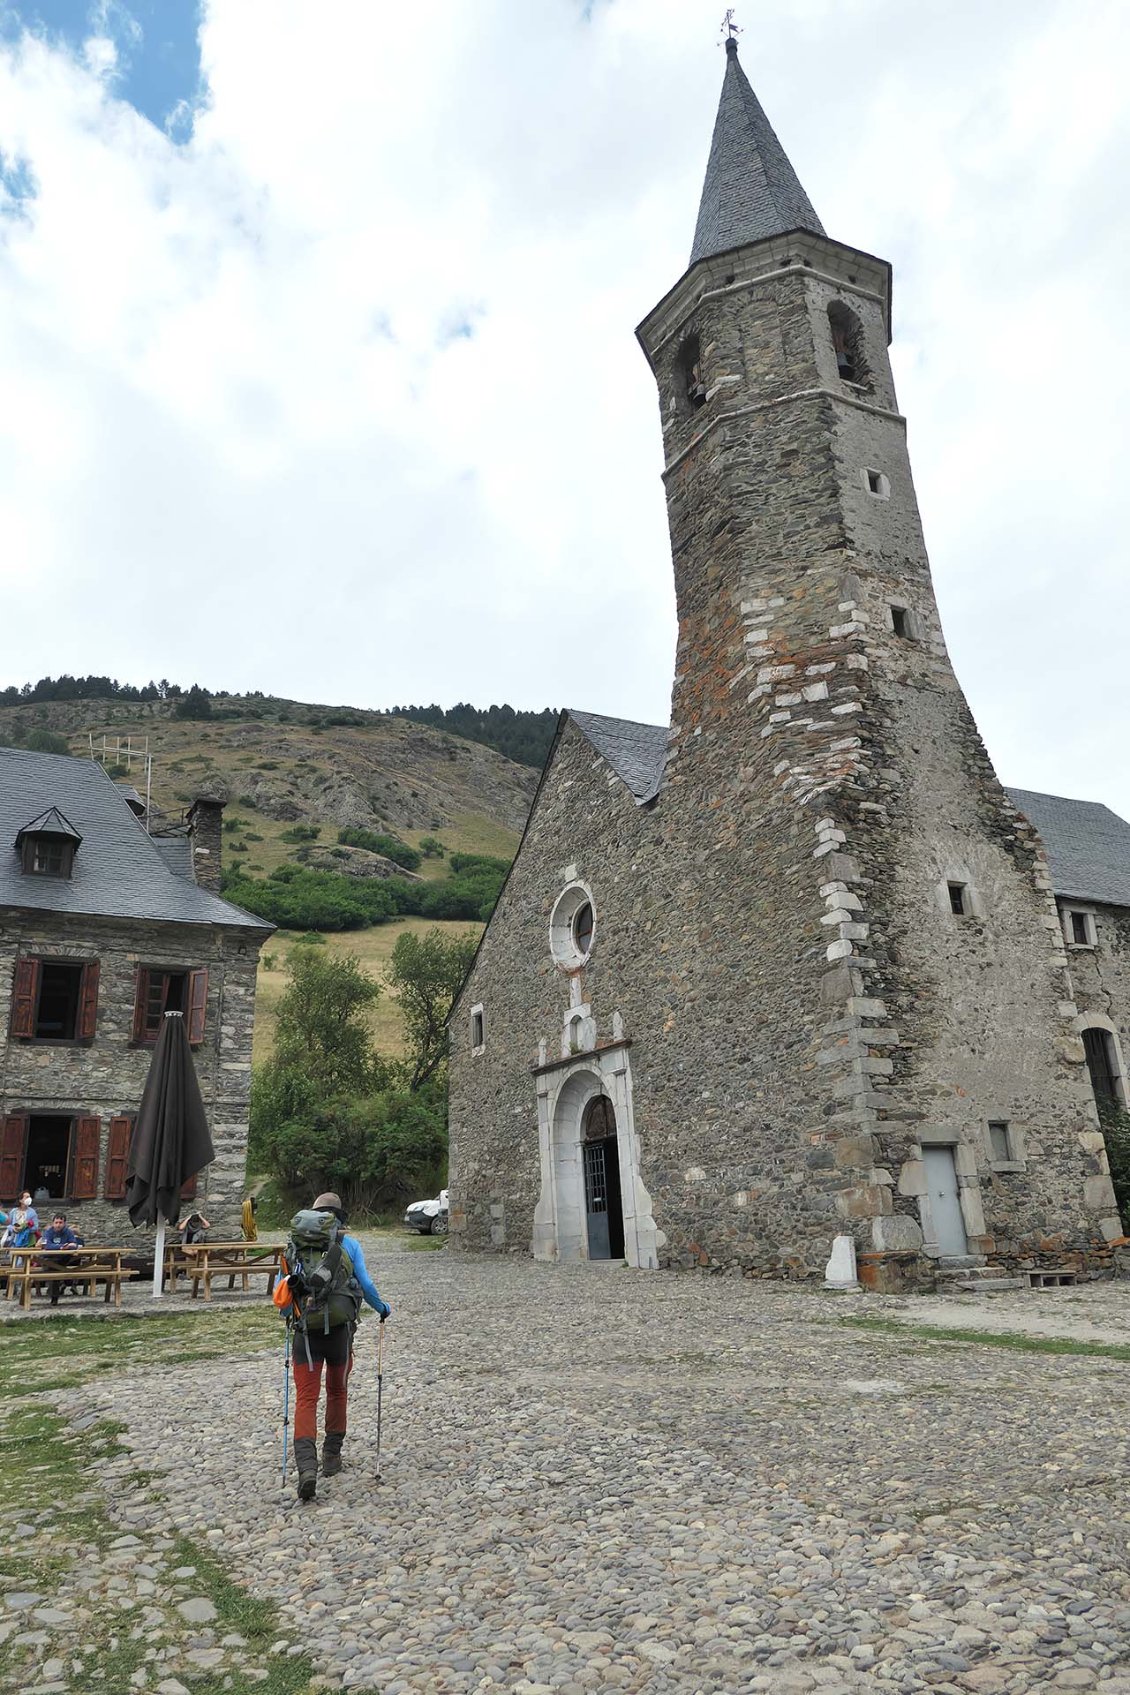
[77,961,100,1042]
[104,1116,134,1200]
[0,1116,28,1202]
[71,1116,100,1200]
[10,959,40,1040]
[180,1170,198,1201]
[131,968,151,1044]
[186,968,208,1046]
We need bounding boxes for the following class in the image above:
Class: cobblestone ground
[21,1257,1130,1692]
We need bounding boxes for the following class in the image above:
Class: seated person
[40,1214,84,1305]
[171,1209,211,1248]
[1,1193,39,1249]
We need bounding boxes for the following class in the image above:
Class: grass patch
[839,1315,1130,1363]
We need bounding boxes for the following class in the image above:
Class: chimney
[187,794,225,892]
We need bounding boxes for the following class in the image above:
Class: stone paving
[15,1255,1130,1692]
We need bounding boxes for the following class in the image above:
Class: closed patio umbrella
[126,1010,214,1297]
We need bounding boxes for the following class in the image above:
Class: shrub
[337,827,421,872]
[296,931,327,946]
[280,824,320,843]
[244,831,263,842]
[419,835,446,859]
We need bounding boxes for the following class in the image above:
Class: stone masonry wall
[450,718,866,1274]
[0,910,262,1243]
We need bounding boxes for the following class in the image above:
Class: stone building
[0,747,271,1240]
[448,40,1128,1290]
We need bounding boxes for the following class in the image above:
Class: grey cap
[312,1192,343,1213]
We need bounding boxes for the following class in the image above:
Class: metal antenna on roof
[721,8,741,44]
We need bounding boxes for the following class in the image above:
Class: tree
[173,683,212,719]
[271,948,382,1097]
[389,927,479,1090]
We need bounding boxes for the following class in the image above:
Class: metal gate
[583,1139,611,1260]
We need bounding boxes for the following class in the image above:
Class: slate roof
[1007,788,1130,909]
[0,748,271,930]
[568,710,669,804]
[152,836,195,884]
[690,38,825,266]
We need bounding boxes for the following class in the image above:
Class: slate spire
[690,36,824,266]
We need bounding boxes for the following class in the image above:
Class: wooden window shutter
[180,1170,198,1201]
[186,968,208,1046]
[131,968,152,1044]
[9,958,40,1040]
[0,1116,28,1202]
[77,960,101,1042]
[71,1116,101,1200]
[104,1116,134,1201]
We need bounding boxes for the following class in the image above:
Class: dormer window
[15,808,82,880]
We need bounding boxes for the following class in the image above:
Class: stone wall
[0,910,263,1243]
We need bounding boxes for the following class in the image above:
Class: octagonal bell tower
[633,36,1120,1276]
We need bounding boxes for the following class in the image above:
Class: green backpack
[285,1209,362,1348]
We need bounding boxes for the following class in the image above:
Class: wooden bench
[5,1249,137,1310]
[174,1242,283,1302]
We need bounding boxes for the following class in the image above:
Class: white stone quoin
[824,1234,861,1290]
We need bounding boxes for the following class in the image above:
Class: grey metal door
[583,1140,611,1260]
[923,1146,967,1256]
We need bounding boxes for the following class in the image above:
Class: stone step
[937,1263,1010,1282]
[945,1277,1029,1293]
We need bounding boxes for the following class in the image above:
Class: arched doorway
[581,1095,624,1261]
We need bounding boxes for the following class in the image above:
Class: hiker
[41,1214,84,1305]
[1,1194,38,1249]
[276,1190,390,1501]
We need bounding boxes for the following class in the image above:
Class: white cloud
[0,0,1128,814]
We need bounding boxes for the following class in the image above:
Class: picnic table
[166,1241,283,1301]
[3,1246,137,1310]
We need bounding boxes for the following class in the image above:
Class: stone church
[448,40,1129,1290]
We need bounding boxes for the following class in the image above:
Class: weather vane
[721,8,741,42]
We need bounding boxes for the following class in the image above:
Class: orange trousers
[292,1328,353,1441]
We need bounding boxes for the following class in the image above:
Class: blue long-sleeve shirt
[342,1235,388,1315]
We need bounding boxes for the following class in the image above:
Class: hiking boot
[322,1434,344,1477]
[294,1436,318,1501]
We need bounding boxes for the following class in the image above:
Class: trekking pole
[375,1317,386,1484]
[280,1321,292,1489]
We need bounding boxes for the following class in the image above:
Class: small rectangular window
[1069,911,1092,946]
[891,605,911,639]
[863,468,890,499]
[471,1008,485,1051]
[988,1121,1012,1163]
[948,882,968,916]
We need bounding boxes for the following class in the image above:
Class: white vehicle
[403,1188,449,1235]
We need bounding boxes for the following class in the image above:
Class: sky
[0,0,1128,813]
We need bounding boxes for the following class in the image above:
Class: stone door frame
[532,1046,658,1269]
